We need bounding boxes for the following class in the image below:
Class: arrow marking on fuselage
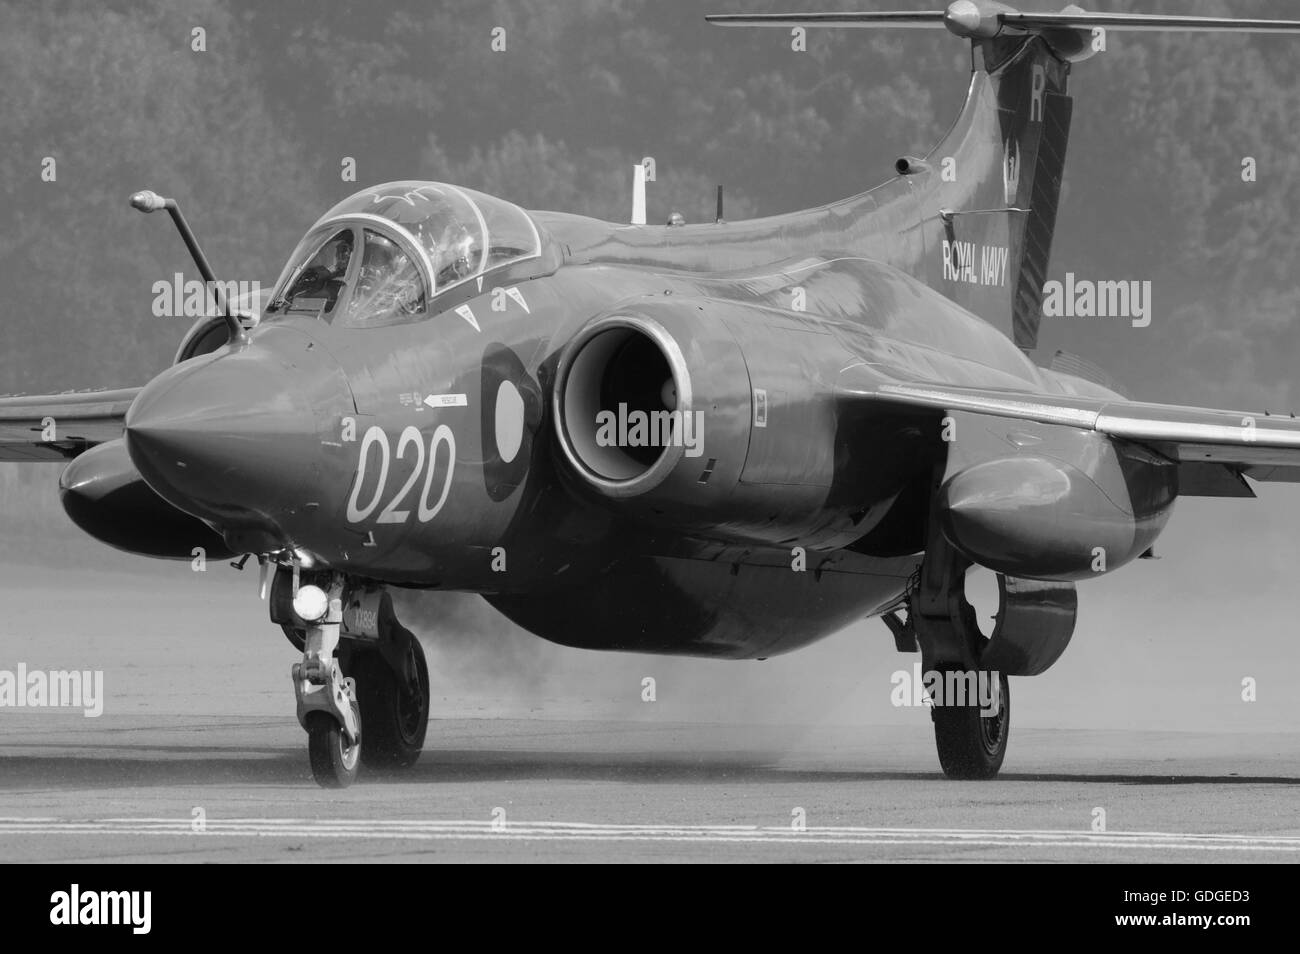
[455,304,480,332]
[505,286,530,313]
[424,394,469,408]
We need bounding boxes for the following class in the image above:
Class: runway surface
[3,715,1299,862]
[1,560,1298,862]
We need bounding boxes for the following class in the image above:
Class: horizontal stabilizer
[707,11,948,28]
[998,11,1300,34]
[707,4,1300,39]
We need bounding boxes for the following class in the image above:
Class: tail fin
[709,4,1300,351]
[925,30,1074,352]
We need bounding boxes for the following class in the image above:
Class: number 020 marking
[346,425,456,525]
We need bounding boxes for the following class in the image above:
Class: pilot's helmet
[322,231,353,268]
[439,222,471,253]
[363,232,401,269]
[437,222,475,278]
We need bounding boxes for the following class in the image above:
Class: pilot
[349,233,422,320]
[286,231,353,312]
[358,232,398,283]
[434,221,476,284]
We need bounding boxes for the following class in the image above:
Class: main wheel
[932,669,1009,780]
[306,707,360,788]
[354,638,430,770]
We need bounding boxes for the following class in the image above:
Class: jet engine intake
[552,303,890,547]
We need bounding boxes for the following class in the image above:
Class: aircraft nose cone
[125,351,322,531]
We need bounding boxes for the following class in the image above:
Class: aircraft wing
[0,388,140,462]
[856,382,1300,495]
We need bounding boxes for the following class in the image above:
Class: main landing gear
[882,523,1077,780]
[273,568,430,788]
[884,533,1011,781]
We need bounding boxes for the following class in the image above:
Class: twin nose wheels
[306,639,430,788]
[281,572,431,789]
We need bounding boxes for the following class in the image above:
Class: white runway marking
[2,818,1299,852]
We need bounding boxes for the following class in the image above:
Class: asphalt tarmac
[1,561,1298,863]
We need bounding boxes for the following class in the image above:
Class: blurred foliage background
[2,0,1297,412]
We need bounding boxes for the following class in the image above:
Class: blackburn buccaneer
[4,3,1300,785]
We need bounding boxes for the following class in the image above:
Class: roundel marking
[480,342,542,502]
[495,380,525,464]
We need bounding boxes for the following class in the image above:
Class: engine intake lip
[552,314,692,499]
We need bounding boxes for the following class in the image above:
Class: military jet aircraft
[4,2,1300,786]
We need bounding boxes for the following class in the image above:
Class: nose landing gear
[276,568,430,788]
[291,575,362,788]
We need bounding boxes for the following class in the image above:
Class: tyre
[306,708,360,788]
[354,639,430,770]
[932,668,1009,780]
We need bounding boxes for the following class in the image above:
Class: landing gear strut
[888,532,1010,780]
[290,574,362,787]
[277,568,430,788]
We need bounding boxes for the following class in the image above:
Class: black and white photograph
[0,0,1297,898]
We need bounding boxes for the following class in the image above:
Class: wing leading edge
[0,388,140,462]
[856,382,1300,495]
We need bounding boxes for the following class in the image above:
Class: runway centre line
[2,818,1299,852]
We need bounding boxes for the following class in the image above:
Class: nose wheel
[306,705,361,788]
[284,571,430,787]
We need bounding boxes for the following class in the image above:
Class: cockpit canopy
[266,181,542,327]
